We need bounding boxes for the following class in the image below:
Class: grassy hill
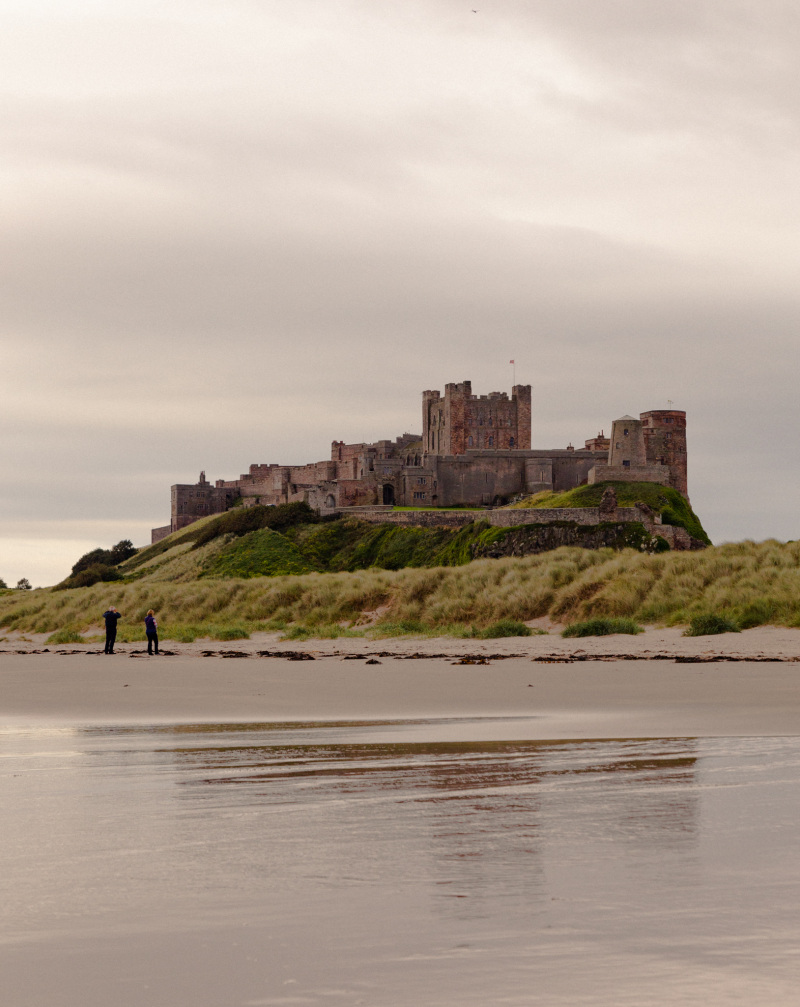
[509,481,710,545]
[106,484,707,586]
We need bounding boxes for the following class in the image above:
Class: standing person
[103,606,122,654]
[145,609,159,655]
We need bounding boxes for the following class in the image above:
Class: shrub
[480,619,533,638]
[168,627,198,643]
[213,625,251,641]
[683,613,740,636]
[46,628,84,644]
[59,564,122,590]
[282,625,312,640]
[370,618,426,636]
[71,540,136,576]
[109,540,136,564]
[562,617,643,637]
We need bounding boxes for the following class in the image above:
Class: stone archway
[382,484,395,506]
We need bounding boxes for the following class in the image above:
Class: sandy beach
[2,625,800,736]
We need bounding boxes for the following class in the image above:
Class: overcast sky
[3,0,800,587]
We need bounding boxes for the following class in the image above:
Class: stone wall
[336,505,702,550]
[588,461,672,487]
[344,505,657,530]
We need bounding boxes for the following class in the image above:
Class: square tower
[422,381,531,455]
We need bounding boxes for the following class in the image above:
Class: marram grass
[562,617,643,638]
[4,539,800,640]
[683,613,741,636]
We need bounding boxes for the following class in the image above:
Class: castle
[151,380,688,543]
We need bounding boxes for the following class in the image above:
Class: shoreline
[2,626,800,737]
[3,623,800,661]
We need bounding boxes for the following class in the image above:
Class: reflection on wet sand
[3,720,799,1007]
[157,723,700,919]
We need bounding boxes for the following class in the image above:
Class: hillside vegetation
[56,484,707,591]
[3,538,800,642]
[510,481,710,545]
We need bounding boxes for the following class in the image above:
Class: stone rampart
[339,505,656,529]
[333,505,700,550]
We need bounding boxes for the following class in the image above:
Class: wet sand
[2,625,800,736]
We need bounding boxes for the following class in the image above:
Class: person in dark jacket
[103,607,122,654]
[145,609,159,655]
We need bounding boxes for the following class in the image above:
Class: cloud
[3,0,800,585]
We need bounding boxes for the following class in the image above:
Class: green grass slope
[510,481,710,545]
[202,528,317,578]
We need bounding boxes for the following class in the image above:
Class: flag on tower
[509,359,514,364]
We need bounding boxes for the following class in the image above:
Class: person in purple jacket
[145,609,159,655]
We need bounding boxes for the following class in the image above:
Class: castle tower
[422,388,443,454]
[640,409,688,496]
[512,384,532,450]
[589,409,689,498]
[422,380,531,455]
[608,415,647,469]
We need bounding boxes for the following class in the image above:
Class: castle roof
[615,414,638,422]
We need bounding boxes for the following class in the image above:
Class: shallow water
[2,718,799,1005]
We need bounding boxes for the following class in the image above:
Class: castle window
[468,436,473,447]
[622,460,631,468]
[623,429,629,436]
[488,436,493,447]
[510,437,515,447]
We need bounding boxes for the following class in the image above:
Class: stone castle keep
[151,381,688,543]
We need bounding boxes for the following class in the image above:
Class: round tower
[639,410,688,497]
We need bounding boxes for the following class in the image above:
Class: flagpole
[510,359,516,386]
